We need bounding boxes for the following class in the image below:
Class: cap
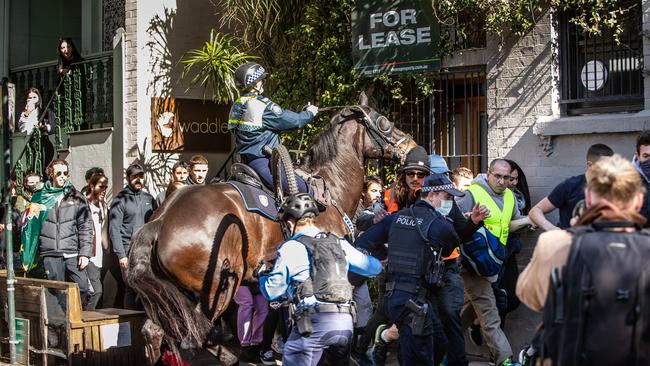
[421,173,465,197]
[400,146,431,173]
[126,163,144,177]
[429,154,450,174]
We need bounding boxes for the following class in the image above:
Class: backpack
[460,226,506,280]
[542,222,650,366]
[295,232,353,303]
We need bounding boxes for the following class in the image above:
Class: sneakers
[469,323,483,346]
[371,324,388,366]
[351,349,373,366]
[499,358,521,366]
[517,345,536,365]
[260,349,276,365]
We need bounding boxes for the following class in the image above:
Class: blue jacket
[228,93,314,160]
[259,226,382,307]
[355,199,459,261]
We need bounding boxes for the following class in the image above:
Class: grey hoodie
[456,173,522,220]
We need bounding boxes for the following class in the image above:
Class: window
[383,69,487,175]
[559,3,643,115]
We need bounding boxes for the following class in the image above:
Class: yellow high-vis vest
[467,184,515,245]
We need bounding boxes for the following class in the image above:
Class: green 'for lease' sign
[351,0,440,77]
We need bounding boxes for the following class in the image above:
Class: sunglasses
[406,171,427,179]
[55,171,69,177]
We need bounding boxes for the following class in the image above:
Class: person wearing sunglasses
[384,146,431,213]
[20,159,94,308]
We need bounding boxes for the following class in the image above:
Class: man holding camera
[356,173,462,365]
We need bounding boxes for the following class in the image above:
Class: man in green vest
[456,159,531,366]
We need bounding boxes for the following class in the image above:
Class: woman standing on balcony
[57,38,84,75]
[18,87,55,175]
[57,38,88,130]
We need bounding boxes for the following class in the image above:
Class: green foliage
[180,30,253,104]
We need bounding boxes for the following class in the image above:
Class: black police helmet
[279,193,319,221]
[234,62,268,91]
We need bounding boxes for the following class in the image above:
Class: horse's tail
[127,219,212,355]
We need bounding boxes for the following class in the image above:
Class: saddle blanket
[226,181,277,220]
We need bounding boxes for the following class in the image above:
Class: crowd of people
[3,58,650,366]
[0,154,212,312]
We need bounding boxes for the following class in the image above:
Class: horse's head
[330,105,417,164]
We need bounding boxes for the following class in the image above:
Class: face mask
[640,159,650,177]
[435,199,453,216]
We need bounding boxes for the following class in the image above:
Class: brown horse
[127,104,416,363]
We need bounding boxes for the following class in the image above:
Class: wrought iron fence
[9,52,113,184]
[559,4,643,115]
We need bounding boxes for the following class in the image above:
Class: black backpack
[295,232,353,303]
[542,222,650,365]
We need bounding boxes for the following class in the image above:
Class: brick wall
[485,13,553,162]
[124,0,137,160]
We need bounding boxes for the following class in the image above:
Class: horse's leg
[142,319,164,365]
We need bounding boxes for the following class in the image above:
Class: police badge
[270,103,283,116]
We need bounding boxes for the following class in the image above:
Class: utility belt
[291,302,356,337]
[385,280,431,336]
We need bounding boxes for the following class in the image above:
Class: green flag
[20,180,72,274]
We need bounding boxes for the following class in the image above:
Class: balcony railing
[9,52,114,187]
[10,51,114,137]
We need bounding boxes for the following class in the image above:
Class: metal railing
[9,52,114,185]
[559,4,643,115]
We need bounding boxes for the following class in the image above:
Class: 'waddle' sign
[352,0,440,76]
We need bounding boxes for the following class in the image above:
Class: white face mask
[435,199,454,216]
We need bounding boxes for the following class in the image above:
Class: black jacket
[109,186,155,259]
[38,187,93,258]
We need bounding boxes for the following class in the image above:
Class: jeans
[43,256,89,306]
[283,312,353,366]
[353,282,373,328]
[234,285,268,346]
[85,262,103,310]
[433,261,468,366]
[248,157,310,194]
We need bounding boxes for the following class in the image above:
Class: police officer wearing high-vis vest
[228,62,319,193]
[356,173,463,365]
[456,159,530,366]
[257,193,382,365]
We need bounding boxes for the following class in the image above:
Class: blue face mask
[436,199,454,216]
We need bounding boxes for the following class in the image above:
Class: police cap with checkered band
[234,62,268,91]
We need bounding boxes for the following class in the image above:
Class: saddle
[226,163,277,220]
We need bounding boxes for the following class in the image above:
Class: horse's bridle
[319,105,410,161]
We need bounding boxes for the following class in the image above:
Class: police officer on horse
[228,62,319,193]
[257,193,382,365]
[356,173,463,365]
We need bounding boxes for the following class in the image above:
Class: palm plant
[180,29,253,103]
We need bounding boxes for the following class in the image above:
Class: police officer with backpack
[356,173,463,365]
[257,193,382,365]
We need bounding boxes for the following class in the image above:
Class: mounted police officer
[356,173,463,365]
[257,193,382,365]
[228,62,319,193]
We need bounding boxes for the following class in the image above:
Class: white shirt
[88,201,104,267]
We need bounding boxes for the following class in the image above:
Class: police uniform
[228,92,314,193]
[259,226,382,365]
[356,176,462,366]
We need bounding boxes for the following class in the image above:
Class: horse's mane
[304,109,360,172]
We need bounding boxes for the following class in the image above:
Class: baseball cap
[421,173,465,197]
[126,163,144,177]
[429,154,450,174]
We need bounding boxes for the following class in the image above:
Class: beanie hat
[400,146,431,173]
